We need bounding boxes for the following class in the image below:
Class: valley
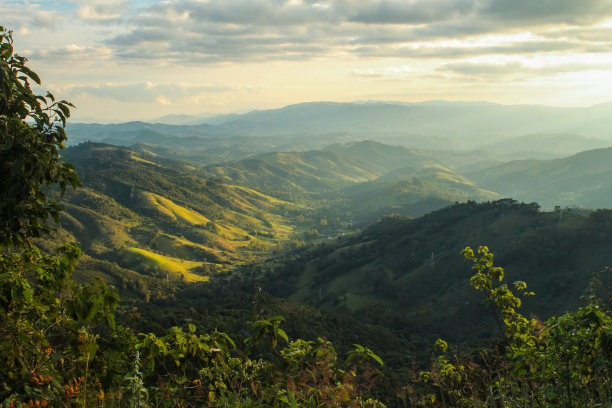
[51,103,612,397]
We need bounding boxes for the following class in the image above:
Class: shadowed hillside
[469,146,612,208]
[264,200,612,351]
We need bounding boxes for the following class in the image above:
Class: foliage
[0,242,128,406]
[0,26,125,406]
[129,318,385,407]
[412,246,611,407]
[0,26,80,247]
[265,199,606,354]
[0,246,385,406]
[245,315,289,351]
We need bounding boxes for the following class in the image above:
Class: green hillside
[58,141,504,295]
[264,200,611,350]
[469,146,612,208]
[323,140,436,170]
[202,149,385,200]
[331,165,499,224]
[59,142,298,289]
[202,140,501,202]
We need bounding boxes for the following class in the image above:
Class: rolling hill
[332,165,499,224]
[479,133,612,159]
[264,200,612,351]
[202,149,383,201]
[57,142,298,291]
[469,146,612,209]
[201,140,501,202]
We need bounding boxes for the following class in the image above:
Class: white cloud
[438,60,612,79]
[100,0,612,64]
[63,81,232,104]
[0,3,64,31]
[28,44,113,64]
[72,0,130,23]
[351,65,416,78]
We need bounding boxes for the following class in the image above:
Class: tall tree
[0,26,80,247]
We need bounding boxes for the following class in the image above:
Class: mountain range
[47,117,612,395]
[67,101,612,164]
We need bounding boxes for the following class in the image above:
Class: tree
[413,246,611,407]
[0,27,124,406]
[0,26,80,247]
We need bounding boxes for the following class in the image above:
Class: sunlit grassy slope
[139,191,210,225]
[122,247,208,282]
[61,142,299,290]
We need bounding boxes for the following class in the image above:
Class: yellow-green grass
[140,192,210,225]
[229,185,293,206]
[151,233,226,262]
[214,188,296,239]
[130,154,160,167]
[123,247,208,282]
[137,191,244,240]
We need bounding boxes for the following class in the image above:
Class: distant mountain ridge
[469,146,612,208]
[68,100,612,153]
[479,133,612,159]
[203,100,612,141]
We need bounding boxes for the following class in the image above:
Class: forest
[1,26,611,407]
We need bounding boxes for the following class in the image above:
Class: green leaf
[277,328,289,343]
[369,351,384,366]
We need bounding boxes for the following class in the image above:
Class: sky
[3,0,612,122]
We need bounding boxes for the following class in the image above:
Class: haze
[3,0,612,122]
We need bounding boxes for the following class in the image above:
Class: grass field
[122,247,208,282]
[140,192,211,225]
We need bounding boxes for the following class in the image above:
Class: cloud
[342,0,475,24]
[31,10,64,29]
[28,44,113,64]
[150,0,338,26]
[439,61,529,76]
[0,2,64,31]
[351,39,586,60]
[63,82,232,104]
[541,26,612,43]
[482,0,612,26]
[100,0,612,64]
[72,0,130,24]
[351,65,416,78]
[7,1,612,69]
[438,61,612,78]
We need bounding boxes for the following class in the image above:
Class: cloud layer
[7,1,612,67]
[101,0,612,63]
[5,0,612,121]
[63,82,231,104]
